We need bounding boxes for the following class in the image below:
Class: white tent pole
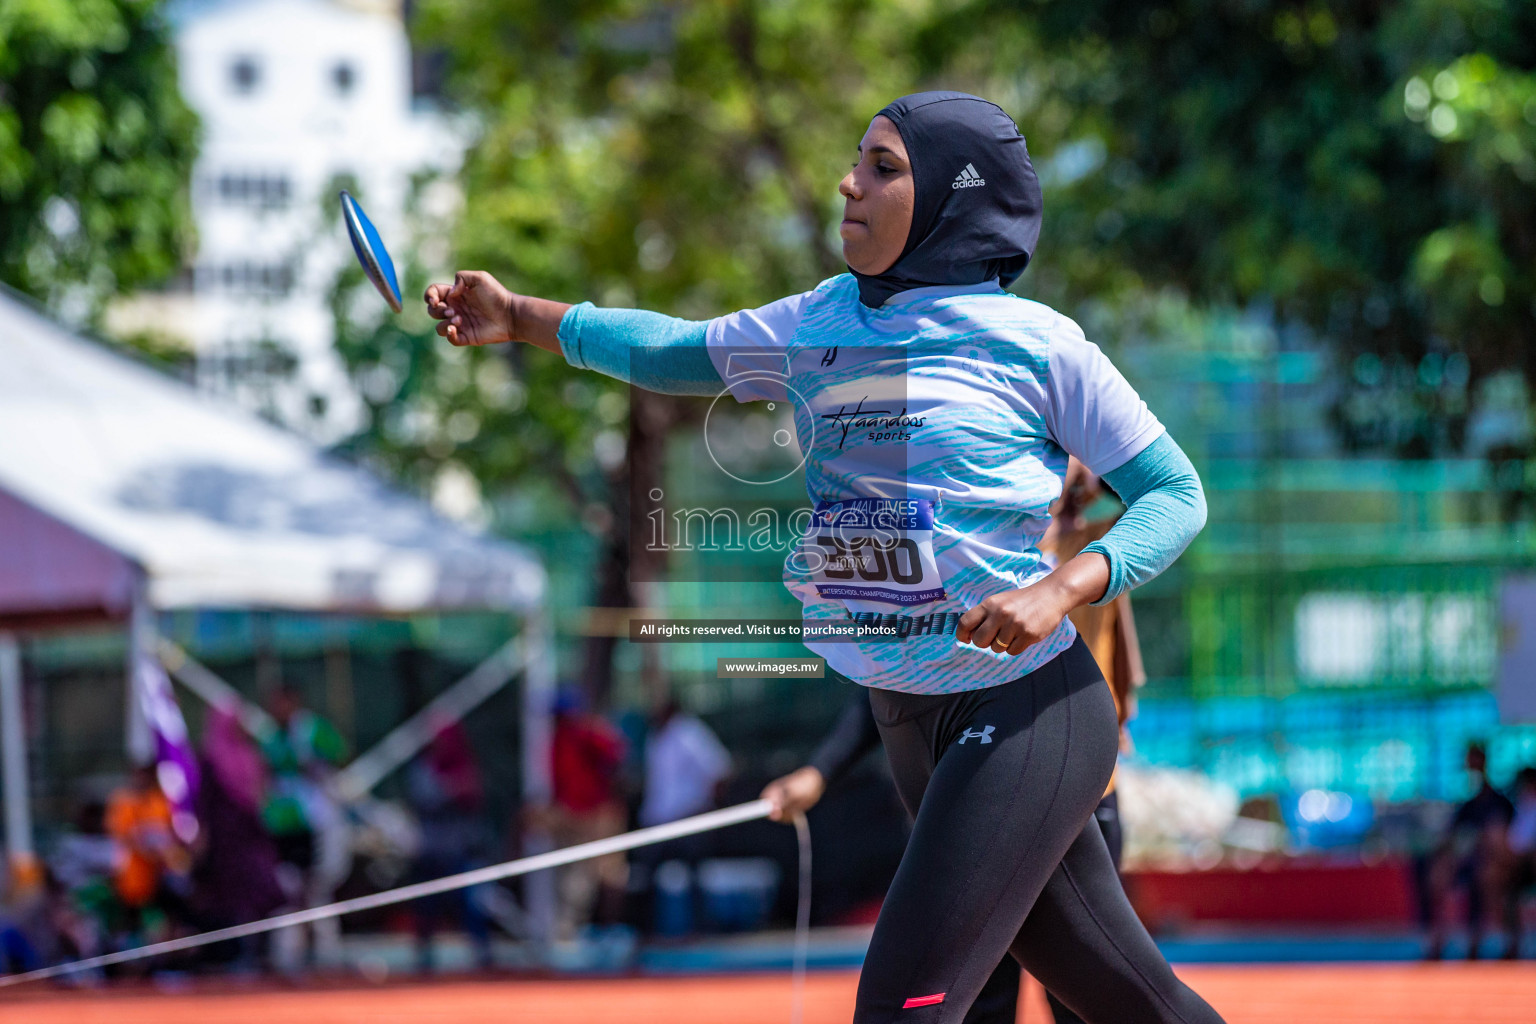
[520,608,557,944]
[157,639,274,736]
[522,609,556,807]
[332,634,528,801]
[126,584,155,764]
[0,632,32,863]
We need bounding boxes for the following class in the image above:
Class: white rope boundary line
[0,799,785,990]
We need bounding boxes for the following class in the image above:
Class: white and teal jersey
[705,274,1162,694]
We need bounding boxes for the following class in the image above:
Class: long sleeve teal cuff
[1081,431,1207,606]
[556,302,723,396]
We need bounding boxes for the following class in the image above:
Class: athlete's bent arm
[1082,431,1207,605]
[424,270,723,396]
[958,433,1205,656]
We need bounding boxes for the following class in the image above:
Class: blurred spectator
[1500,766,1536,954]
[543,688,628,939]
[46,800,116,970]
[191,706,284,971]
[1509,766,1536,862]
[36,869,103,975]
[639,699,731,829]
[633,698,731,935]
[258,686,350,970]
[105,763,192,945]
[405,717,491,972]
[1424,742,1516,960]
[51,799,116,904]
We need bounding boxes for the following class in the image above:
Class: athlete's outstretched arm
[423,270,723,396]
[557,303,721,396]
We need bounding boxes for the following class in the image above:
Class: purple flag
[133,649,201,844]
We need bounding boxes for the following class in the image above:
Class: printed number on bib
[805,498,946,606]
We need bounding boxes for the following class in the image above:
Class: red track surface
[2,964,1533,1023]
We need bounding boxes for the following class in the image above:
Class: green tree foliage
[0,0,198,318]
[922,1,1535,453]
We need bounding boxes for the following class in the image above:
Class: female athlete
[426,91,1225,1024]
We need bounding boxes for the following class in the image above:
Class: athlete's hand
[956,580,1072,657]
[424,271,515,346]
[760,766,826,822]
[958,551,1112,656]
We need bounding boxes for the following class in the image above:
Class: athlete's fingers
[985,614,1043,655]
[424,283,452,315]
[955,603,988,645]
[965,607,1006,650]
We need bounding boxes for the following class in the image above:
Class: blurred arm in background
[760,692,881,823]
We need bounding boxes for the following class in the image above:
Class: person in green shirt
[258,686,349,970]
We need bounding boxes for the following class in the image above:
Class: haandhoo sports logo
[818,396,927,449]
[952,163,985,189]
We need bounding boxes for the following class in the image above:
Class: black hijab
[849,91,1043,308]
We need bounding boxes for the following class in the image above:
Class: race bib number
[800,498,946,606]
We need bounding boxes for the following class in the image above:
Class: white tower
[115,0,462,442]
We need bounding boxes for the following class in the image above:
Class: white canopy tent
[0,286,553,871]
[0,289,544,616]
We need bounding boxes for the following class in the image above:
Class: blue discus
[340,190,403,313]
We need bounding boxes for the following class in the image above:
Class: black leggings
[856,638,1225,1024]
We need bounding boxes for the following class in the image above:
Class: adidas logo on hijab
[849,91,1042,308]
[953,163,986,189]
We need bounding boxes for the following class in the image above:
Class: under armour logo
[820,347,839,367]
[958,726,994,745]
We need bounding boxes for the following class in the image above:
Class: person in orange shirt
[105,764,189,934]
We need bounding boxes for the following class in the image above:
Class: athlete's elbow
[1188,483,1208,538]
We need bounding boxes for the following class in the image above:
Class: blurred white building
[111,0,462,442]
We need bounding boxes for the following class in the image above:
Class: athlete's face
[839,115,915,275]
